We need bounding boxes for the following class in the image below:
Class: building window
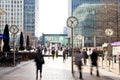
[14,1,16,4]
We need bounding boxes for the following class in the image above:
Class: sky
[37,0,69,37]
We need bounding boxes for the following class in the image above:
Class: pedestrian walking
[63,49,66,62]
[44,47,47,55]
[90,48,99,77]
[75,49,83,79]
[51,48,55,60]
[34,49,45,80]
[55,49,58,58]
[66,47,69,59]
[83,49,88,65]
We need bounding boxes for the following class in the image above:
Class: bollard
[109,59,110,71]
[112,56,114,69]
[114,55,116,63]
[119,55,120,75]
[102,54,104,68]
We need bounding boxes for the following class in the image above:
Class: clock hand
[70,20,73,24]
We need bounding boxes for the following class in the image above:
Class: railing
[0,52,35,67]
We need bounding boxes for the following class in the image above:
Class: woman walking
[34,49,45,80]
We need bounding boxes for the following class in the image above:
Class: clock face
[105,29,113,36]
[10,25,19,34]
[66,16,78,28]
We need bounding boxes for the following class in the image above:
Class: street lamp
[66,16,78,74]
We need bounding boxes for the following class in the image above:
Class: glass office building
[0,0,39,47]
[0,0,24,34]
[72,0,101,12]
[72,0,120,47]
[24,0,39,37]
[42,34,68,48]
[72,0,101,47]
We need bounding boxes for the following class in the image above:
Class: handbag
[40,57,45,64]
[35,54,45,64]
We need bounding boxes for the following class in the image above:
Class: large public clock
[10,25,19,34]
[66,16,78,28]
[105,28,114,36]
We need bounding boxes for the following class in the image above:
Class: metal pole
[71,28,74,74]
[119,57,120,74]
[102,54,104,68]
[94,34,96,48]
[108,37,111,71]
[13,34,15,66]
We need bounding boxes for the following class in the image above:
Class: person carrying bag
[34,49,45,80]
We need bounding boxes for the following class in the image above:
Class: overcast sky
[37,0,69,37]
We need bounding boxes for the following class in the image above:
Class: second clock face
[10,25,19,34]
[67,16,78,28]
[105,29,113,36]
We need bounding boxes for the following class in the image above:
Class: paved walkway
[0,57,120,80]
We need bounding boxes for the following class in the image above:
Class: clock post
[10,25,19,66]
[66,16,78,75]
[105,28,113,71]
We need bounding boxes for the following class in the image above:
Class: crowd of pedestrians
[34,45,100,80]
[74,47,99,80]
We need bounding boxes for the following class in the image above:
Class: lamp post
[66,16,78,74]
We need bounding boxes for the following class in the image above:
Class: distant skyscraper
[63,26,68,34]
[0,0,39,47]
[24,0,39,37]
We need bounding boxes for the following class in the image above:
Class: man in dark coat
[90,48,99,77]
[34,49,45,80]
[83,49,88,65]
[75,49,83,79]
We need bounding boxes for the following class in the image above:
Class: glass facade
[42,34,69,47]
[24,0,35,36]
[72,0,120,47]
[0,0,24,34]
[0,0,38,47]
[72,0,101,12]
[0,0,24,46]
[72,0,101,47]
